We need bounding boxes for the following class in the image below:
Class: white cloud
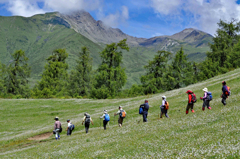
[150,0,240,35]
[1,0,101,17]
[100,6,129,27]
[5,0,45,17]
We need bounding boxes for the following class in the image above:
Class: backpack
[207,92,213,101]
[165,101,169,110]
[85,115,91,124]
[70,124,75,131]
[191,93,197,103]
[225,86,231,96]
[139,107,143,114]
[104,114,110,122]
[120,110,126,118]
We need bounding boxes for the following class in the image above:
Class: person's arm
[114,110,120,116]
[100,114,105,118]
[82,116,86,125]
[54,122,56,130]
[90,118,94,125]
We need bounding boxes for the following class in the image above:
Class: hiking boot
[186,110,189,114]
[202,107,205,111]
[208,107,212,110]
[191,110,195,113]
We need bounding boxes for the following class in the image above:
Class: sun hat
[203,88,208,92]
[162,96,166,99]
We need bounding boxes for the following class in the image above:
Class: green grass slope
[0,68,240,158]
[0,13,103,77]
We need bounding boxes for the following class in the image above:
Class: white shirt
[68,122,72,127]
[160,99,166,108]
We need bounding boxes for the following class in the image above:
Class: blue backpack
[207,92,213,101]
[70,124,75,131]
[104,114,110,121]
[139,107,143,114]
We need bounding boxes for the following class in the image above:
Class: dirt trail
[28,132,52,141]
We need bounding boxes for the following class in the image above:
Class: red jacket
[188,94,192,103]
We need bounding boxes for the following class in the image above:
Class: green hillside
[0,13,212,88]
[0,68,239,158]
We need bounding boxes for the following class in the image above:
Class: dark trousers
[222,94,227,105]
[160,108,169,118]
[85,123,90,133]
[143,111,148,122]
[103,120,108,130]
[186,103,194,111]
[203,100,210,108]
[67,127,72,135]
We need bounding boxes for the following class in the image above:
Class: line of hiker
[52,81,231,140]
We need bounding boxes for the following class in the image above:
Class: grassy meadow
[0,68,240,158]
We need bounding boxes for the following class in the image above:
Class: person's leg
[222,94,227,105]
[85,123,90,133]
[143,111,147,122]
[55,129,59,140]
[186,104,190,114]
[160,108,164,118]
[67,128,71,135]
[118,117,123,127]
[191,103,195,113]
[207,100,211,109]
[202,100,206,111]
[165,109,169,118]
[103,120,107,130]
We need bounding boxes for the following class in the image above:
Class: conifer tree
[92,39,129,99]
[68,47,93,97]
[34,49,68,98]
[170,47,194,89]
[4,50,31,97]
[141,50,171,94]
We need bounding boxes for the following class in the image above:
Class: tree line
[0,19,240,99]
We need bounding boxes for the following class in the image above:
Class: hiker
[200,87,212,111]
[66,119,74,136]
[139,100,149,122]
[114,106,126,127]
[82,113,94,133]
[100,110,110,130]
[221,81,230,106]
[160,96,169,118]
[186,90,196,114]
[54,117,62,140]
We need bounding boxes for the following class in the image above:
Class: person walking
[139,100,149,122]
[66,119,74,136]
[100,110,110,130]
[114,106,126,127]
[186,90,195,114]
[221,81,230,106]
[82,113,94,133]
[200,88,212,111]
[54,117,62,140]
[160,96,169,118]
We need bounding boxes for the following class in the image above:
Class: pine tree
[34,49,68,98]
[92,39,129,99]
[141,50,171,94]
[170,47,194,89]
[4,50,31,97]
[68,47,93,97]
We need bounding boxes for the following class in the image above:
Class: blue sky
[1,0,240,38]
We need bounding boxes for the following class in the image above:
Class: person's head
[186,90,192,94]
[67,119,70,123]
[84,112,88,116]
[54,117,59,121]
[222,81,226,85]
[145,100,148,103]
[203,88,208,92]
[104,110,107,114]
[119,106,122,109]
[162,96,166,100]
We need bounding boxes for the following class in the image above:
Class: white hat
[162,96,166,99]
[104,110,107,113]
[203,88,208,92]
